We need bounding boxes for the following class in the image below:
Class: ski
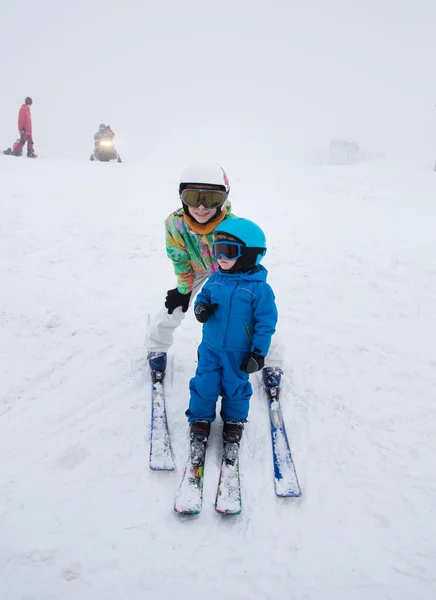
[149,372,175,471]
[215,442,242,515]
[262,367,301,498]
[174,440,206,515]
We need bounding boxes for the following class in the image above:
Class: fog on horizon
[1,0,435,165]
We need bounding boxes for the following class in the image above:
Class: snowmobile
[90,138,122,163]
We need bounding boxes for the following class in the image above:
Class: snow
[2,0,436,595]
[1,154,435,599]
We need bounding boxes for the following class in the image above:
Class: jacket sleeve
[251,283,278,356]
[165,215,195,294]
[194,281,211,307]
[18,106,25,132]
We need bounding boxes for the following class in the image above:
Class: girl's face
[217,256,237,271]
[188,205,217,223]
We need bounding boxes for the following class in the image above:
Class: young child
[147,163,235,381]
[186,217,278,449]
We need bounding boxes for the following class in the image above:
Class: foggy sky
[1,0,435,163]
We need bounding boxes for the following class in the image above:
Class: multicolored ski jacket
[165,203,234,294]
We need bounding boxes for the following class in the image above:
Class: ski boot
[223,421,244,444]
[190,420,211,466]
[262,366,283,400]
[11,150,22,157]
[263,367,284,428]
[147,351,167,383]
[27,151,37,158]
[3,148,12,155]
[222,421,244,465]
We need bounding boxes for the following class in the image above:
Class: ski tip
[275,488,302,498]
[149,451,176,471]
[174,506,201,516]
[215,507,242,516]
[150,464,175,472]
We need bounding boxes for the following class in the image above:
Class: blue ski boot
[262,366,283,400]
[147,352,167,383]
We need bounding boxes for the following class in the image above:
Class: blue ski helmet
[214,217,267,268]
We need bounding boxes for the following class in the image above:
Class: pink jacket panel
[18,104,32,136]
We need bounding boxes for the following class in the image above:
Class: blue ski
[262,367,301,497]
[149,373,175,471]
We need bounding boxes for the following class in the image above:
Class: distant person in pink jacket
[3,97,37,158]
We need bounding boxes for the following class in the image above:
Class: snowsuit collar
[218,264,268,282]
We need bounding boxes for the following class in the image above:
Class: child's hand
[240,353,265,374]
[194,303,218,323]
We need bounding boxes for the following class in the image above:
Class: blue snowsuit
[187,265,278,423]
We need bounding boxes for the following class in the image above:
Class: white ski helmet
[179,163,230,196]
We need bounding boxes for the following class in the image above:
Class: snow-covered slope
[1,156,435,600]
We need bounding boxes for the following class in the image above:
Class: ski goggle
[213,241,244,260]
[181,188,227,209]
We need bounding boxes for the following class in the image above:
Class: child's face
[189,205,217,223]
[185,183,224,224]
[217,256,237,270]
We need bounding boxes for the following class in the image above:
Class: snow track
[1,157,435,599]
